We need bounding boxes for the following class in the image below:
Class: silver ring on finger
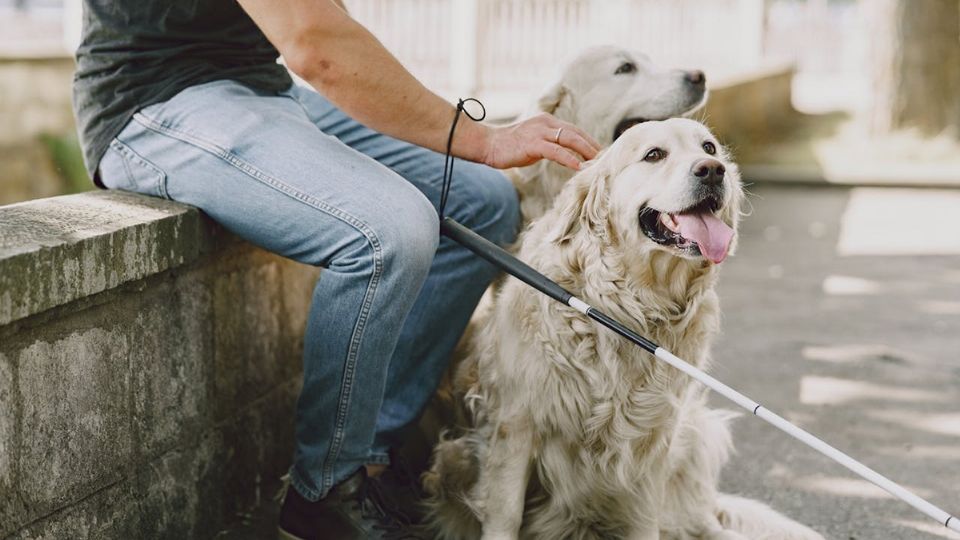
[554,127,563,144]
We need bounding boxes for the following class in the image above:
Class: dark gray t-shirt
[73,0,293,185]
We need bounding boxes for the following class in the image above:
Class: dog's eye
[702,141,717,155]
[614,62,636,75]
[643,148,666,162]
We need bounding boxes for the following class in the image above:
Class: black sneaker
[367,450,429,525]
[277,468,426,540]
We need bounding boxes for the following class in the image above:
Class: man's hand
[479,114,600,170]
[238,0,598,171]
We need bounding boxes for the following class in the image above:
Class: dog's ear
[549,168,609,244]
[536,80,569,114]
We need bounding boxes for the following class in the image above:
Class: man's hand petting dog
[479,113,601,171]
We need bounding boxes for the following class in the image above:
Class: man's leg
[286,84,521,459]
[97,80,440,499]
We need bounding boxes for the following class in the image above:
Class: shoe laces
[359,476,424,539]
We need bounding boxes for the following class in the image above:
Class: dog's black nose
[692,158,725,186]
[684,70,705,86]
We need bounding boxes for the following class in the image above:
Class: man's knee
[326,189,438,282]
[378,191,439,277]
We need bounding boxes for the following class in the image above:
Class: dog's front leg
[478,420,533,540]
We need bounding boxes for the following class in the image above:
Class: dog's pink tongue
[674,212,734,264]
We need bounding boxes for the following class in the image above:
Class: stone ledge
[1,190,317,537]
[0,190,228,326]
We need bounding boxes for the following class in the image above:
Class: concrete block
[217,378,299,516]
[212,260,291,420]
[253,378,300,484]
[0,191,315,536]
[0,191,208,326]
[10,480,140,540]
[133,435,222,539]
[16,328,133,514]
[129,277,212,458]
[0,352,20,536]
[277,261,320,341]
[0,353,13,489]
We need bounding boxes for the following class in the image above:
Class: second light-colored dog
[510,45,708,223]
[438,46,710,414]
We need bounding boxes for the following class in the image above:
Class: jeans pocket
[99,139,169,199]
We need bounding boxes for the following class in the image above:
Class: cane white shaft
[651,347,960,533]
[436,221,958,533]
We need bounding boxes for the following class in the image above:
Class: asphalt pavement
[711,184,960,540]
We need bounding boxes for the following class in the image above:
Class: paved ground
[219,184,960,539]
[712,184,960,540]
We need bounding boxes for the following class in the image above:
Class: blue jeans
[98,80,519,500]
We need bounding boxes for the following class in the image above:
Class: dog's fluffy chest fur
[480,245,720,480]
[494,272,716,424]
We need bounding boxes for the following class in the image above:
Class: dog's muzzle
[638,191,733,264]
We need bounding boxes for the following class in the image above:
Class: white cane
[441,217,960,535]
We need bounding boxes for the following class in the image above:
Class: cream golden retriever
[435,46,711,420]
[423,119,824,540]
[509,45,709,223]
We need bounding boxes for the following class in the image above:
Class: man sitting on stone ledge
[72,0,599,538]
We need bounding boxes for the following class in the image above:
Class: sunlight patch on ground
[793,475,934,499]
[837,188,960,256]
[892,520,960,539]
[799,376,943,406]
[822,274,882,295]
[868,410,960,438]
[916,300,960,315]
[801,343,919,364]
[822,274,931,296]
[766,463,795,480]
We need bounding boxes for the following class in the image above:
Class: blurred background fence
[3,0,866,113]
[349,0,768,110]
[1,0,957,205]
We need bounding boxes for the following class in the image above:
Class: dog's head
[536,46,707,147]
[553,119,742,268]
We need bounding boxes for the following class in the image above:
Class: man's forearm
[239,0,597,170]
[241,0,488,162]
[294,18,488,161]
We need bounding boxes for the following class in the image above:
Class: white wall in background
[349,0,767,114]
[2,0,869,115]
[62,0,80,53]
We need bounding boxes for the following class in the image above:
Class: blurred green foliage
[39,133,89,194]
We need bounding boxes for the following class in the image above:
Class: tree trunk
[866,0,960,136]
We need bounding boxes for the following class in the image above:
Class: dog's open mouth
[638,197,734,263]
[613,117,648,141]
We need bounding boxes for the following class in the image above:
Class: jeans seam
[132,111,384,498]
